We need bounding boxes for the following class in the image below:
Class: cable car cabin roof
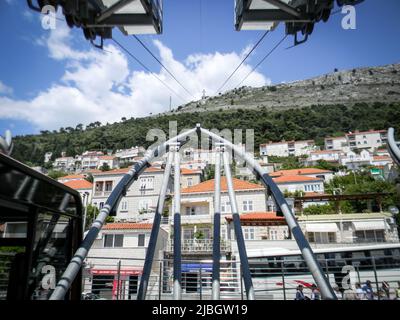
[0,153,82,218]
[235,0,311,31]
[95,0,163,35]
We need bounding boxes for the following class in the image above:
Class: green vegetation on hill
[12,102,400,166]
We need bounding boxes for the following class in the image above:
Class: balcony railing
[167,239,231,253]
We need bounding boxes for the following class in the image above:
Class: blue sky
[0,0,399,136]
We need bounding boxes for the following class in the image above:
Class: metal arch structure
[235,0,365,46]
[387,128,400,167]
[49,124,336,300]
[27,0,163,49]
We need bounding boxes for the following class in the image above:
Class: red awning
[91,269,142,276]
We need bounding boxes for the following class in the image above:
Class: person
[310,284,320,300]
[362,280,375,300]
[355,283,366,300]
[381,281,390,299]
[395,281,400,300]
[295,285,308,300]
[333,285,343,300]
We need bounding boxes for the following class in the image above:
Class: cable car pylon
[50,124,337,300]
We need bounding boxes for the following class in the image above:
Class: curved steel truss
[50,124,337,300]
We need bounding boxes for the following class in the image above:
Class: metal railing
[81,255,400,300]
[166,239,231,253]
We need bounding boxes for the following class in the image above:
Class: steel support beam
[172,142,182,300]
[262,0,304,19]
[50,128,196,300]
[212,143,222,300]
[388,128,400,166]
[200,126,337,300]
[137,151,174,300]
[96,0,136,23]
[222,148,255,300]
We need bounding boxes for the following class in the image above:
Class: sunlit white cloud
[0,21,270,131]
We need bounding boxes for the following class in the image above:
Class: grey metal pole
[200,126,336,300]
[387,128,400,166]
[116,260,121,300]
[281,262,287,301]
[159,261,162,300]
[212,143,222,300]
[50,128,197,300]
[222,149,255,300]
[173,143,182,300]
[137,151,174,300]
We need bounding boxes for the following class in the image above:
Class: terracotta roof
[346,130,387,136]
[99,155,116,160]
[260,140,314,147]
[270,168,332,177]
[373,156,392,161]
[310,150,342,155]
[181,177,263,194]
[91,166,164,176]
[225,212,285,222]
[181,168,202,175]
[272,175,323,183]
[103,223,153,230]
[63,179,93,190]
[58,174,85,180]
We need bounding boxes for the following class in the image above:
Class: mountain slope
[172,63,400,114]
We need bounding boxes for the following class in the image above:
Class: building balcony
[166,239,231,254]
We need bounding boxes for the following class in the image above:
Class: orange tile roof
[310,150,342,155]
[272,175,322,183]
[99,155,116,160]
[181,177,263,194]
[270,168,332,177]
[63,179,93,190]
[373,156,391,161]
[346,129,387,136]
[103,223,153,230]
[225,212,285,222]
[58,174,85,180]
[181,168,202,175]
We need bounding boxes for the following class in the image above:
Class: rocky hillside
[171,63,400,114]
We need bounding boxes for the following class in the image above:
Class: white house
[83,222,168,299]
[260,140,315,157]
[115,146,146,165]
[62,178,93,205]
[345,130,388,151]
[324,136,350,153]
[305,150,344,166]
[173,177,268,243]
[180,168,202,188]
[272,175,325,195]
[340,150,372,170]
[270,168,335,183]
[325,130,387,153]
[53,156,75,172]
[91,167,167,222]
[81,151,104,171]
[97,155,118,170]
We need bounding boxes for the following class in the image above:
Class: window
[95,181,104,192]
[105,181,113,192]
[244,227,255,240]
[99,202,104,209]
[187,178,193,186]
[269,229,278,240]
[139,199,152,212]
[120,201,128,211]
[221,201,231,213]
[242,200,253,212]
[185,207,196,215]
[104,234,124,248]
[138,234,145,247]
[140,176,154,190]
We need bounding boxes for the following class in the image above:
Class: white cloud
[0,23,270,131]
[0,81,13,96]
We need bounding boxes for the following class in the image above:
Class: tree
[47,170,68,180]
[100,163,111,172]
